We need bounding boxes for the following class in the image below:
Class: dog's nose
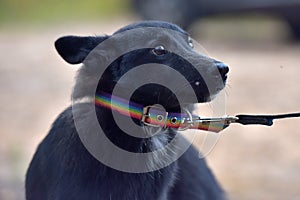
[214,61,229,79]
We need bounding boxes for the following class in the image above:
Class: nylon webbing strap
[94,92,227,133]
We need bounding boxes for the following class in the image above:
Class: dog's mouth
[166,88,224,110]
[129,80,226,111]
[174,80,225,103]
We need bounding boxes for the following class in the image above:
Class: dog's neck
[87,80,182,153]
[95,103,176,153]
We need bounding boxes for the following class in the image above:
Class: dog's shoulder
[169,145,226,199]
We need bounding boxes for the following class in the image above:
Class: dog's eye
[152,45,167,56]
[188,37,194,48]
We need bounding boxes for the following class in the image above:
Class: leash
[95,92,300,133]
[235,113,300,126]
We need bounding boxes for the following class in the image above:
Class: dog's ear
[54,35,108,64]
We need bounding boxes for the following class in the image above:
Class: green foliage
[0,0,130,24]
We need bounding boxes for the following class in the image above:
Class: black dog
[26,21,229,200]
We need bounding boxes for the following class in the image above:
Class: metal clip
[178,108,194,131]
[179,112,238,131]
[192,116,239,125]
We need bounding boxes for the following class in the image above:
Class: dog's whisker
[226,83,232,89]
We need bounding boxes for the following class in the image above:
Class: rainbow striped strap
[94,92,227,133]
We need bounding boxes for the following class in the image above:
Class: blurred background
[1,0,300,199]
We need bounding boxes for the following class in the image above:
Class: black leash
[235,112,300,126]
[95,92,300,132]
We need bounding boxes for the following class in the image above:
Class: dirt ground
[0,18,300,200]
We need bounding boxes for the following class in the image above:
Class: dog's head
[55,21,228,111]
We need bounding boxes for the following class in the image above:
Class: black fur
[26,21,228,200]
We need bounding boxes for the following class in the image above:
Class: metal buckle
[141,105,169,128]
